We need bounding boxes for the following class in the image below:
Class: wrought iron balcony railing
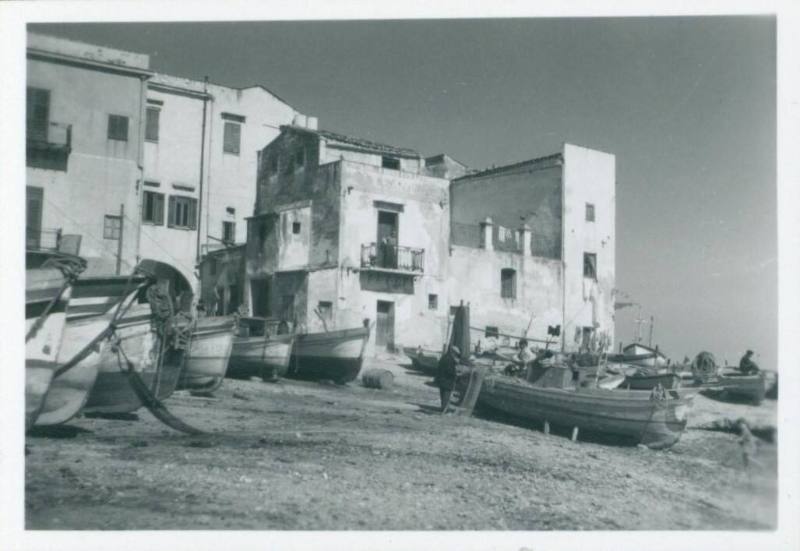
[26,227,62,251]
[361,242,424,273]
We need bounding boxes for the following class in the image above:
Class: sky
[32,17,777,370]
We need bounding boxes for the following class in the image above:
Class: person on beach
[435,345,460,412]
[739,350,760,375]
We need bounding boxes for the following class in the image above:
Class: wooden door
[376,300,395,350]
[26,186,43,249]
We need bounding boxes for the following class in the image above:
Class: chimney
[307,116,318,130]
[292,114,307,128]
[480,217,494,251]
[519,224,532,255]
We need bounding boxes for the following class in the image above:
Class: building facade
[245,125,451,354]
[26,32,306,291]
[448,143,616,352]
[26,32,152,276]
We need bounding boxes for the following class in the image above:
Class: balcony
[26,227,62,251]
[361,242,424,274]
[27,122,72,171]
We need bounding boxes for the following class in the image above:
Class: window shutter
[189,198,197,230]
[26,88,50,142]
[224,122,241,155]
[145,108,160,142]
[155,193,164,225]
[168,195,176,227]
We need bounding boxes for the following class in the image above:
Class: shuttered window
[143,191,165,225]
[500,268,516,299]
[107,114,129,141]
[583,253,597,280]
[222,221,235,243]
[145,107,160,142]
[104,215,122,240]
[27,88,51,142]
[167,195,197,229]
[223,122,241,155]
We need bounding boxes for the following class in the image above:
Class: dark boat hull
[402,346,440,374]
[287,327,370,384]
[227,333,294,381]
[623,373,681,390]
[477,375,692,449]
[706,372,766,405]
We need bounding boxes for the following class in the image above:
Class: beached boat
[35,276,146,426]
[475,373,693,449]
[287,326,371,384]
[622,372,682,391]
[620,343,669,368]
[227,317,295,381]
[704,370,767,405]
[25,252,83,428]
[402,346,441,374]
[178,317,235,392]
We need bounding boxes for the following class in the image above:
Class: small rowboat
[620,343,669,368]
[402,346,441,374]
[475,372,693,449]
[704,371,767,405]
[35,276,145,426]
[25,253,78,428]
[227,317,294,381]
[287,326,371,384]
[178,317,235,392]
[82,301,188,415]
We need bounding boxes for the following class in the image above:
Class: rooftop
[452,152,563,182]
[286,126,420,159]
[27,32,150,71]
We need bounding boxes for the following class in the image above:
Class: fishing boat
[475,373,693,449]
[227,317,295,382]
[402,346,441,374]
[704,370,767,405]
[25,251,84,428]
[620,343,669,368]
[177,316,235,392]
[622,371,682,391]
[287,326,371,384]
[35,275,146,426]
[82,264,192,415]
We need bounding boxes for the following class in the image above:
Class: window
[428,294,438,310]
[26,87,50,142]
[317,301,333,321]
[292,222,301,235]
[167,195,197,229]
[258,221,269,244]
[583,253,597,280]
[145,107,160,142]
[269,156,278,174]
[382,156,400,170]
[223,122,241,155]
[107,115,129,141]
[222,221,236,243]
[500,268,516,299]
[485,326,499,339]
[103,215,122,240]
[585,203,595,222]
[142,191,165,225]
[226,206,236,215]
[295,149,305,169]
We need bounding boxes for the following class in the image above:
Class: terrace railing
[361,242,424,274]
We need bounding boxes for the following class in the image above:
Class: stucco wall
[561,143,616,350]
[448,245,564,349]
[450,156,563,259]
[27,55,145,276]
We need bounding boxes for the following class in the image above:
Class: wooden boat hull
[35,278,145,426]
[287,327,370,384]
[477,375,693,449]
[621,344,669,368]
[707,372,766,405]
[228,333,295,381]
[25,267,71,429]
[178,318,235,392]
[83,305,186,414]
[402,346,441,374]
[623,372,682,391]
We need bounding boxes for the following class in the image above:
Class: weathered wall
[561,143,616,350]
[336,161,451,353]
[198,245,245,315]
[448,245,564,348]
[450,156,563,258]
[26,53,145,276]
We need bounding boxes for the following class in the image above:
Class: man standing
[739,350,760,375]
[435,345,460,412]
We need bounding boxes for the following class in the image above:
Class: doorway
[26,186,43,249]
[249,277,271,317]
[376,300,395,350]
[377,210,398,269]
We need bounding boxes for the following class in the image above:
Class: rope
[26,254,88,343]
